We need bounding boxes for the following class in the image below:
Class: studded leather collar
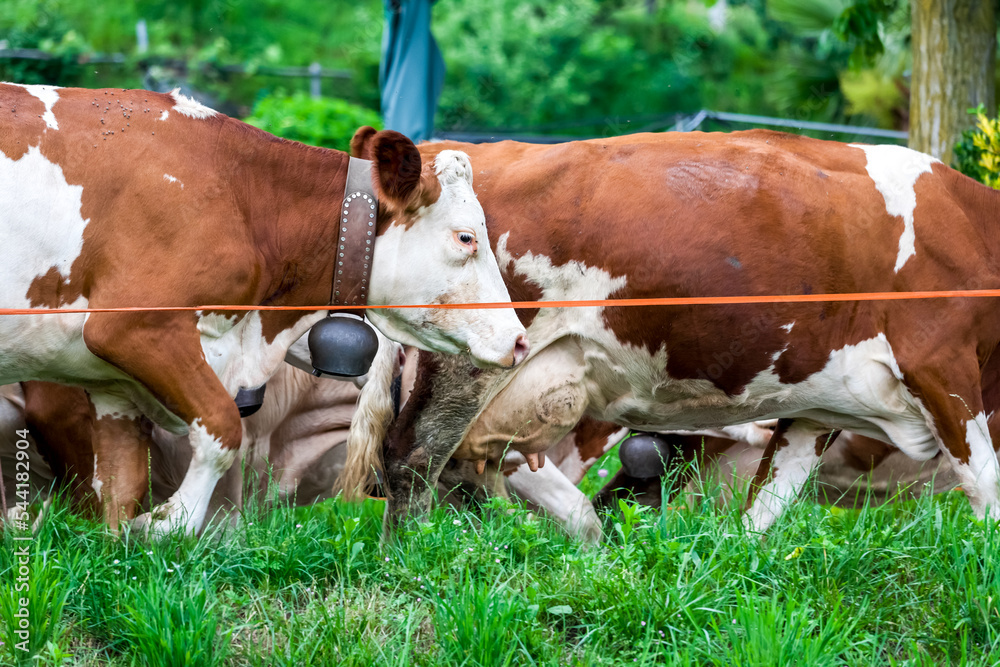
[332,157,377,313]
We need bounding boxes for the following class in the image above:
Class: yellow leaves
[971,111,1000,189]
[784,546,804,560]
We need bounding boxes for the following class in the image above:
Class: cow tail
[337,329,397,500]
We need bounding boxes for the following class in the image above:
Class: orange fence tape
[3,288,1000,315]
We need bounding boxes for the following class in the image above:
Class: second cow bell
[618,432,674,479]
[308,312,380,378]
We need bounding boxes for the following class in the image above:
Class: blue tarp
[379,0,445,143]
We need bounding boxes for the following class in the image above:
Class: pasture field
[3,460,1000,667]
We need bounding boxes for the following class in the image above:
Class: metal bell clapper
[618,432,674,479]
[308,312,380,378]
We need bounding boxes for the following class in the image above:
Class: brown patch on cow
[0,84,47,159]
[259,310,314,346]
[25,265,85,308]
[500,247,544,328]
[814,430,841,457]
[571,416,624,464]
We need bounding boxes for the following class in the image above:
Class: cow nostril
[511,334,530,367]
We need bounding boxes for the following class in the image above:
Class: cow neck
[227,127,346,310]
[332,157,377,316]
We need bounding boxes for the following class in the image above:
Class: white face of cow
[367,150,528,369]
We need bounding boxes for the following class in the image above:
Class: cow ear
[370,130,422,208]
[350,126,378,159]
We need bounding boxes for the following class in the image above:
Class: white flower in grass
[453,519,461,525]
[113,559,120,564]
[296,524,303,529]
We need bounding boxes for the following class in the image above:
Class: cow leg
[743,420,839,534]
[84,313,242,536]
[506,462,602,543]
[23,382,101,512]
[86,390,151,530]
[909,375,1000,521]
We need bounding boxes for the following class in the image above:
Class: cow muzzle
[467,330,530,370]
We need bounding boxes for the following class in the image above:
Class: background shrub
[243,90,382,150]
[954,105,1000,189]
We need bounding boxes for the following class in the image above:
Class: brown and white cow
[0,83,526,535]
[345,130,1000,536]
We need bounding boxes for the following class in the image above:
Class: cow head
[353,127,529,369]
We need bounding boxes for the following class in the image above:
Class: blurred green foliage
[434,0,834,133]
[0,0,924,134]
[243,91,382,151]
[832,0,899,67]
[0,0,383,108]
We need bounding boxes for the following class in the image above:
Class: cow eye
[454,231,477,253]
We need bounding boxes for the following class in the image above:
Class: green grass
[3,476,1000,666]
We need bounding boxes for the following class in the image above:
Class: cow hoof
[618,433,673,479]
[131,506,193,538]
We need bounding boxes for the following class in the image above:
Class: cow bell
[235,384,266,418]
[618,432,674,479]
[308,312,379,378]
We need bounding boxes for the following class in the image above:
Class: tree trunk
[910,0,996,164]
